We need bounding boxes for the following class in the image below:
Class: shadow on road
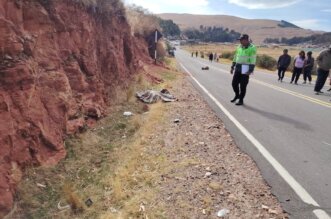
[243,105,313,131]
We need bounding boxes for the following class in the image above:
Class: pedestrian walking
[209,53,214,62]
[277,49,291,82]
[195,51,198,58]
[191,52,194,57]
[230,34,257,106]
[303,51,314,84]
[314,45,331,94]
[291,51,306,85]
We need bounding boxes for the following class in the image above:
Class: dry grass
[183,44,308,60]
[183,44,320,77]
[11,60,180,219]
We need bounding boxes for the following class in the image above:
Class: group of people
[191,51,219,62]
[229,33,331,106]
[277,46,331,94]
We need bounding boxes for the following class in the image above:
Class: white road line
[180,62,330,219]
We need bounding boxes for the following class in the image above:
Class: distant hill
[158,13,323,44]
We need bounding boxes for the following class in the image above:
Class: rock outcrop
[0,0,150,216]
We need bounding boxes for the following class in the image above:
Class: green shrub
[256,54,277,70]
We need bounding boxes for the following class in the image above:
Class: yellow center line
[252,79,331,108]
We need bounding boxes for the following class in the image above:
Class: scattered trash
[57,201,70,210]
[139,203,146,212]
[85,198,93,207]
[123,112,133,117]
[4,54,13,60]
[268,209,278,215]
[36,183,46,188]
[174,119,181,123]
[202,209,207,215]
[202,66,210,70]
[136,89,176,104]
[217,208,230,217]
[262,204,269,210]
[204,172,212,178]
[110,207,118,213]
[199,142,205,145]
[205,167,211,171]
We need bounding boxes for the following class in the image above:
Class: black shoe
[295,82,298,85]
[236,101,244,106]
[290,81,293,84]
[327,88,331,92]
[303,81,306,84]
[231,97,239,103]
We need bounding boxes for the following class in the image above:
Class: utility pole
[154,29,158,64]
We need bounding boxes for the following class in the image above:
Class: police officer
[230,34,257,105]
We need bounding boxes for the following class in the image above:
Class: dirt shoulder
[154,66,288,219]
[8,59,287,219]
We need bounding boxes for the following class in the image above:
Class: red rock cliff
[0,0,150,216]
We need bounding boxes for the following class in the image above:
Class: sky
[124,0,331,31]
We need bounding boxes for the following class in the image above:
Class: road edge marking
[179,62,330,219]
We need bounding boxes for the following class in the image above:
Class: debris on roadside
[36,183,46,188]
[217,208,230,217]
[174,119,181,123]
[123,112,133,117]
[202,66,210,70]
[57,201,70,210]
[136,89,176,104]
[85,198,93,207]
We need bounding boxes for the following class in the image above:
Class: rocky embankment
[0,0,149,216]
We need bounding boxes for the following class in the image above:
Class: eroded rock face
[0,1,148,216]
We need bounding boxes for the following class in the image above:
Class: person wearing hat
[314,45,331,95]
[303,51,314,84]
[230,34,257,105]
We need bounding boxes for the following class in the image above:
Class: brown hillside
[158,13,322,44]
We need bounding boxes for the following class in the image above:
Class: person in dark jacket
[303,51,314,84]
[277,49,291,82]
[209,53,214,62]
[314,45,331,94]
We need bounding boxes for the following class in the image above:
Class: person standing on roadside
[291,51,306,85]
[230,34,257,106]
[303,51,314,84]
[277,49,291,82]
[314,45,331,95]
[209,53,214,62]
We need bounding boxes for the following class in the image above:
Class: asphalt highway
[176,48,331,219]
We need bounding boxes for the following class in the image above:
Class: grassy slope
[9,58,182,219]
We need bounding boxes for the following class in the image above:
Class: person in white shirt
[291,51,306,85]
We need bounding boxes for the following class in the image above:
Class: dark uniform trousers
[232,70,249,101]
[314,68,330,92]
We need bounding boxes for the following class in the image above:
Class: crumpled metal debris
[136,89,176,104]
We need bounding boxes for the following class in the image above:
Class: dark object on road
[202,66,209,70]
[85,198,93,207]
